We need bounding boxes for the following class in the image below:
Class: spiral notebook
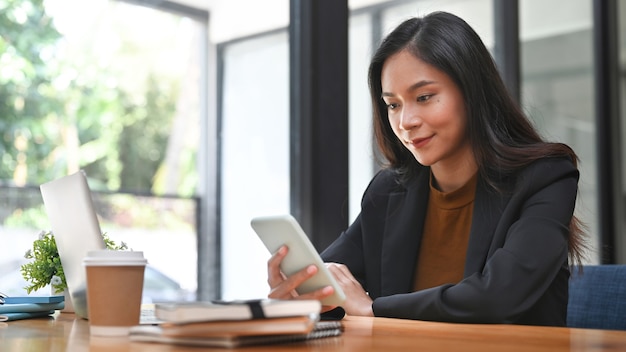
[129,320,343,348]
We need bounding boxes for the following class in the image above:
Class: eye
[382,99,399,110]
[417,94,433,102]
[386,102,399,110]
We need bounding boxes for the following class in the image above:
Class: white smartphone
[251,214,346,306]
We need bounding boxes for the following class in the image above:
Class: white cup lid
[83,250,147,266]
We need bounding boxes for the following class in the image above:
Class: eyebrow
[381,80,436,98]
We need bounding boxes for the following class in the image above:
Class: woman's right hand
[267,245,336,302]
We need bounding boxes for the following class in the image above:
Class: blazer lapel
[380,169,429,295]
[464,178,508,275]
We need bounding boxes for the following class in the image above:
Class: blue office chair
[567,265,626,330]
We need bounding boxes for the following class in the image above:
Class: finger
[326,263,356,283]
[292,285,335,302]
[267,245,288,287]
[268,286,297,300]
[325,263,348,280]
[269,265,318,299]
[321,305,338,313]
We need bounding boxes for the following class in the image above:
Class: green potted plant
[21,230,127,311]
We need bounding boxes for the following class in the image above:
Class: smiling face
[381,49,474,176]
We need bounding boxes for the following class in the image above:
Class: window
[218,31,290,300]
[520,0,599,262]
[0,0,205,300]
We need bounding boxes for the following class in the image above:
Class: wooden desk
[1,312,625,351]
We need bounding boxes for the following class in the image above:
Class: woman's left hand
[325,263,373,316]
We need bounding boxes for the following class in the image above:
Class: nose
[399,104,421,131]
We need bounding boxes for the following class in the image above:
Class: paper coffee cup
[83,250,147,336]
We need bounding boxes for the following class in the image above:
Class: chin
[412,155,434,167]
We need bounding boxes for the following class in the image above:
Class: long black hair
[368,11,586,265]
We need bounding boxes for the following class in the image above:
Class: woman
[267,11,586,326]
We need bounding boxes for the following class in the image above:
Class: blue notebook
[0,300,65,314]
[3,295,64,304]
[0,311,56,322]
[0,296,63,322]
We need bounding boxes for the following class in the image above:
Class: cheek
[432,103,466,130]
[387,116,401,136]
[448,114,469,145]
[389,119,403,141]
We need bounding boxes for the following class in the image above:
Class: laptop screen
[40,171,106,320]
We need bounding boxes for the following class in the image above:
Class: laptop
[40,171,162,324]
[40,171,106,320]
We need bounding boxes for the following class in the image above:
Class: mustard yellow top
[413,172,478,291]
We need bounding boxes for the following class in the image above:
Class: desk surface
[1,312,626,351]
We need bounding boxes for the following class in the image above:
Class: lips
[407,136,433,148]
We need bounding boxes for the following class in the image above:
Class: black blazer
[321,157,578,326]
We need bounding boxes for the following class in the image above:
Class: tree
[0,0,63,184]
[0,0,197,196]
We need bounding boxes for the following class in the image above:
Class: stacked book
[129,299,343,348]
[0,296,65,321]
